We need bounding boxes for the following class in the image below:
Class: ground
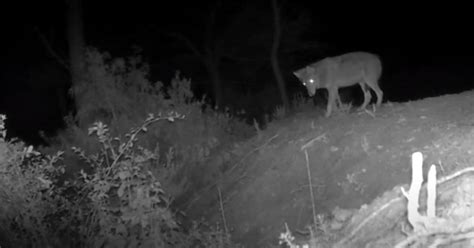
[176,90,474,247]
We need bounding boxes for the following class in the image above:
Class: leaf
[118,171,131,180]
[88,126,98,135]
[37,176,52,188]
[118,143,127,153]
[134,155,146,163]
[140,217,149,228]
[117,184,126,197]
[146,113,154,121]
[115,223,127,235]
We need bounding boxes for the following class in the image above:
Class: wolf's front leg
[359,84,372,111]
[325,89,338,117]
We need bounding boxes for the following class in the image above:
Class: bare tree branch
[166,32,204,60]
[271,0,290,109]
[34,26,70,71]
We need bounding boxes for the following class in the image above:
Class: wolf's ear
[293,71,301,78]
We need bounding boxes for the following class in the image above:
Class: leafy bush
[41,47,253,201]
[1,45,251,246]
[72,47,168,128]
[67,112,185,247]
[1,112,243,247]
[0,114,69,247]
[13,46,253,247]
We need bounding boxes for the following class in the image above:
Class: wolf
[293,51,383,117]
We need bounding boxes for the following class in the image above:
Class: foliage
[42,47,253,199]
[1,112,242,247]
[272,104,287,120]
[186,220,243,248]
[0,114,68,247]
[68,112,185,247]
[72,47,169,128]
[0,46,252,247]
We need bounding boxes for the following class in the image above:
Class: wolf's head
[293,66,319,96]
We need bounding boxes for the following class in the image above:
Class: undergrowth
[0,46,250,247]
[41,47,253,197]
[0,111,241,247]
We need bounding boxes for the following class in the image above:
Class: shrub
[67,112,185,247]
[1,112,242,247]
[41,47,253,201]
[0,114,68,247]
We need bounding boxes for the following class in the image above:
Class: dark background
[2,1,474,144]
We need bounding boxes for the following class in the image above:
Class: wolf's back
[338,52,382,80]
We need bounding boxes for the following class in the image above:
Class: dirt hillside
[178,90,474,247]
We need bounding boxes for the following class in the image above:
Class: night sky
[2,1,474,144]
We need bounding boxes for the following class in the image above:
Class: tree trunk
[205,1,223,108]
[271,0,290,110]
[67,0,85,112]
[205,57,223,107]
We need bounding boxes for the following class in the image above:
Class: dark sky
[8,2,468,55]
[1,1,474,144]
[4,1,474,69]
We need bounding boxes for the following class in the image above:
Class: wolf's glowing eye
[309,79,314,84]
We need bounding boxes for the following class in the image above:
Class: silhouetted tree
[36,0,86,120]
[167,1,225,107]
[166,1,323,109]
[218,1,323,108]
[271,0,289,110]
[67,0,85,115]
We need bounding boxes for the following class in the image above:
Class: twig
[430,231,474,247]
[301,133,327,150]
[436,166,474,185]
[340,197,402,244]
[217,186,229,236]
[394,229,474,248]
[303,149,318,228]
[105,112,184,177]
